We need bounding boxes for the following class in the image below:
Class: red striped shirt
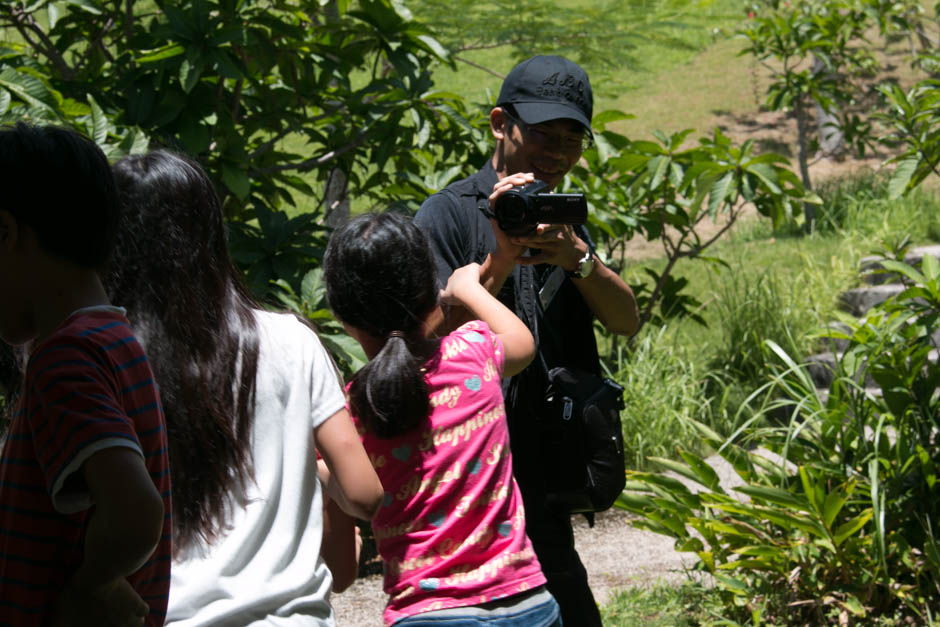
[0,310,171,625]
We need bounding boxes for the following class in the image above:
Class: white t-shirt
[166,310,347,626]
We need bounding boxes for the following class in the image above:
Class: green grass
[601,581,725,626]
[616,327,710,469]
[427,0,751,141]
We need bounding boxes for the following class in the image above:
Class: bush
[617,256,940,624]
[815,170,940,243]
[708,269,818,386]
[618,327,710,470]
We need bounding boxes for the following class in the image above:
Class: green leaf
[592,110,635,128]
[221,164,251,200]
[300,268,325,308]
[879,260,925,285]
[136,44,186,64]
[713,572,749,595]
[707,171,734,215]
[833,509,872,547]
[87,94,108,146]
[888,157,918,199]
[0,87,10,116]
[179,56,205,94]
[821,489,847,529]
[319,332,367,372]
[648,155,671,190]
[839,595,866,618]
[734,485,810,512]
[415,34,449,61]
[64,0,103,15]
[679,450,723,492]
[0,68,60,114]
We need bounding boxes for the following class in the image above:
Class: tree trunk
[324,167,350,228]
[794,97,816,231]
[813,56,844,157]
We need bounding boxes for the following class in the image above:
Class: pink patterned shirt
[351,321,546,625]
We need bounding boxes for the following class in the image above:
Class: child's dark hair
[0,122,118,268]
[323,212,438,439]
[106,150,260,553]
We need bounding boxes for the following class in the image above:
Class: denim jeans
[392,593,562,626]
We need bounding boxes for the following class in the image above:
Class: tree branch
[247,105,349,161]
[77,17,116,73]
[250,133,366,175]
[682,204,742,257]
[7,6,75,81]
[452,55,505,79]
[124,0,134,42]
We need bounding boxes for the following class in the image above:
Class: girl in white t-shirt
[108,150,383,625]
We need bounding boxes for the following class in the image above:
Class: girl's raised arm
[440,261,535,377]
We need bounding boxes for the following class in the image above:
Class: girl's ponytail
[347,332,429,438]
[324,212,439,439]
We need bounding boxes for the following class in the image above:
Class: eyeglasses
[503,110,594,153]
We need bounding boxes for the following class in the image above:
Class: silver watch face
[578,255,594,278]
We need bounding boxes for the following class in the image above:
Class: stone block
[839,284,905,316]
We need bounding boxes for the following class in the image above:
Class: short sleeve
[415,191,472,288]
[454,320,505,376]
[302,323,347,431]
[26,342,142,514]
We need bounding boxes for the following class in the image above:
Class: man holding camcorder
[415,55,638,626]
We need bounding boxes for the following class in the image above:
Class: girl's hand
[440,263,485,306]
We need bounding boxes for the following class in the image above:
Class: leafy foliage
[570,118,816,338]
[0,0,491,366]
[737,0,892,208]
[617,256,940,623]
[878,76,940,199]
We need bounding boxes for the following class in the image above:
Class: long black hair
[106,150,260,552]
[323,213,439,439]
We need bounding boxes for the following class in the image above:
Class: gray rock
[839,284,905,316]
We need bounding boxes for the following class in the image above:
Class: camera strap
[538,266,565,310]
[477,199,496,220]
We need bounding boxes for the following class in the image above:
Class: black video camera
[490,180,587,237]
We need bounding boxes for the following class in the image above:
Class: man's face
[493,107,588,190]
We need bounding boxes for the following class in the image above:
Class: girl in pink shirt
[323,213,562,626]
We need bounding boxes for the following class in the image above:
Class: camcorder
[490,180,587,237]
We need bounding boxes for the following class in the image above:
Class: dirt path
[330,452,753,624]
[330,509,693,625]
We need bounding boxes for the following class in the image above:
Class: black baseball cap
[497,55,593,131]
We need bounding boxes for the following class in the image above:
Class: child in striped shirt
[0,123,171,626]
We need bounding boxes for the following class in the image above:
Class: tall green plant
[617,256,940,623]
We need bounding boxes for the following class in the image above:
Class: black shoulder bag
[539,361,627,515]
[523,264,627,517]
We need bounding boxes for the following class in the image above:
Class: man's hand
[511,223,588,270]
[51,576,148,627]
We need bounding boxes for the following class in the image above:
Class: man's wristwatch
[565,250,595,279]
